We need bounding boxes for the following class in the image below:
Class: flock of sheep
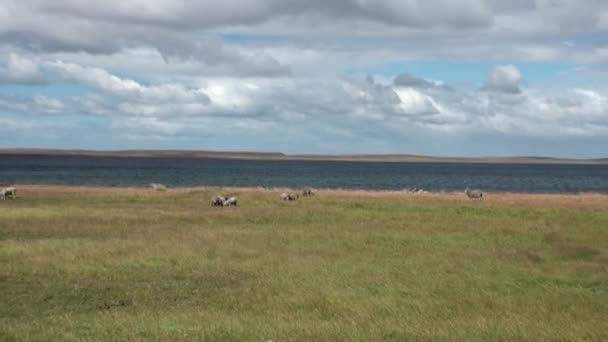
[211,195,239,207]
[280,187,314,202]
[211,187,316,207]
[209,186,483,207]
[0,184,483,203]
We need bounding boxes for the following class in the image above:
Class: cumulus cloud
[46,61,211,104]
[1,1,606,61]
[0,53,45,84]
[0,1,291,78]
[482,64,523,94]
[1,0,608,75]
[393,87,440,116]
[1,70,607,155]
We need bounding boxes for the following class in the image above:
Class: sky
[1,0,608,158]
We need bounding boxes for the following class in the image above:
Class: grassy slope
[1,188,607,341]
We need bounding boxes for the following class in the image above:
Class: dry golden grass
[18,184,608,209]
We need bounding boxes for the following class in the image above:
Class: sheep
[150,183,167,191]
[1,187,16,200]
[301,188,314,197]
[211,195,227,206]
[223,196,238,207]
[465,188,483,200]
[281,193,299,201]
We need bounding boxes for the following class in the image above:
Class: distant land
[1,148,607,165]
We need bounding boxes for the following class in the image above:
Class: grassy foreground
[1,186,607,341]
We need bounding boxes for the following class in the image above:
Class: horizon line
[0,148,606,164]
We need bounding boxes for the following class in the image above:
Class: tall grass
[1,188,607,341]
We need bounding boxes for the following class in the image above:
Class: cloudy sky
[1,0,608,157]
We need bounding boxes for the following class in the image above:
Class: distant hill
[289,154,608,164]
[0,149,607,165]
[0,149,286,160]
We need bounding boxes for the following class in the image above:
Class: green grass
[1,189,607,341]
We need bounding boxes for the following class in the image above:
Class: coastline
[11,184,608,210]
[1,148,607,165]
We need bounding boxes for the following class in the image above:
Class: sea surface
[1,155,608,193]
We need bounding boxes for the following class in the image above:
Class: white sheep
[150,183,167,191]
[211,195,227,206]
[281,193,299,201]
[465,188,483,200]
[301,188,314,197]
[223,196,238,207]
[1,187,16,200]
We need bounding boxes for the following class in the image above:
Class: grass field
[1,186,607,341]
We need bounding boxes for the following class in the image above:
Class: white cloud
[46,60,211,104]
[0,53,45,84]
[394,87,440,116]
[482,64,523,94]
[6,59,607,141]
[1,0,607,68]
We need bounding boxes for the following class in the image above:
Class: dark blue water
[1,155,607,193]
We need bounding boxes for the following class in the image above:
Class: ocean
[1,155,607,193]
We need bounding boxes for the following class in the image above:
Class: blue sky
[1,0,608,158]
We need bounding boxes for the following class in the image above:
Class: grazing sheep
[223,196,238,207]
[465,188,483,200]
[1,187,16,200]
[150,183,167,191]
[301,188,314,197]
[211,195,227,206]
[281,193,299,201]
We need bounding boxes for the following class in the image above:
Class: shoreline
[10,184,608,210]
[8,183,608,195]
[1,149,607,165]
